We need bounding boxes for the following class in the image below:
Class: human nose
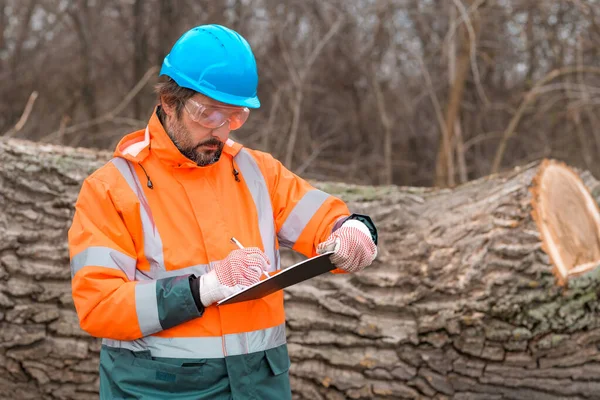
[211,124,231,142]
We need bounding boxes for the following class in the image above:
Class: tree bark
[2,138,600,399]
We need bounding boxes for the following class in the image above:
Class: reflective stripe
[274,249,281,273]
[278,189,330,248]
[234,149,278,272]
[111,158,165,274]
[223,323,286,357]
[135,263,211,281]
[102,323,287,359]
[134,256,280,280]
[70,246,136,280]
[135,281,161,336]
[133,255,287,280]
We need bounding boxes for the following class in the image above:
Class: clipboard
[217,251,336,306]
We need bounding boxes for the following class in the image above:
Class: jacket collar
[114,106,244,167]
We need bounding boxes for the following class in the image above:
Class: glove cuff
[341,219,372,238]
[199,269,221,307]
[336,213,378,245]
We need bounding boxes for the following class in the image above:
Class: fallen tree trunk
[1,138,600,400]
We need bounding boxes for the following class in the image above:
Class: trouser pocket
[249,345,292,400]
[265,345,291,376]
[100,346,228,400]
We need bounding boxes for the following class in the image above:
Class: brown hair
[154,76,196,121]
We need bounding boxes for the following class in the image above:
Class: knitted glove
[200,248,270,307]
[317,220,377,272]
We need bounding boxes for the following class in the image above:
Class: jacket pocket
[101,347,230,400]
[113,350,208,389]
[126,354,207,376]
[265,345,291,376]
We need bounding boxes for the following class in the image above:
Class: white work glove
[200,248,270,307]
[317,220,377,273]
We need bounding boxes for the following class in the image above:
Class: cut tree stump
[531,160,600,284]
[2,137,600,400]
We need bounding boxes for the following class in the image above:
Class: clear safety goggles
[184,98,250,130]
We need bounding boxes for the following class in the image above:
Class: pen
[230,237,270,280]
[230,237,244,250]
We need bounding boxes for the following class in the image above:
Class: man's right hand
[199,248,270,307]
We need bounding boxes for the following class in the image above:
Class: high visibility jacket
[69,109,350,387]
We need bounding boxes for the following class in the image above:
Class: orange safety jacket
[69,108,350,359]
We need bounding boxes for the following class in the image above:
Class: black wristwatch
[343,213,378,245]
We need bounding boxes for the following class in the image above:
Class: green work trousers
[99,344,292,399]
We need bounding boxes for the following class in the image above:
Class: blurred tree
[2,0,600,187]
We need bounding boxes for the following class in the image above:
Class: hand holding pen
[230,237,270,280]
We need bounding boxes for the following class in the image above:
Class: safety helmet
[160,24,260,108]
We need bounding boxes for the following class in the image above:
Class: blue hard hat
[160,24,260,108]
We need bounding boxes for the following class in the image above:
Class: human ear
[161,96,176,118]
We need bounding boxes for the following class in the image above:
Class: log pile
[1,137,600,399]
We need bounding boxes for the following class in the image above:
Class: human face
[162,94,239,166]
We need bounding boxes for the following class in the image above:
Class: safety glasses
[184,98,250,130]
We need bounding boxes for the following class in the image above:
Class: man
[69,24,378,400]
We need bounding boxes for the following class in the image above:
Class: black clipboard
[217,251,335,306]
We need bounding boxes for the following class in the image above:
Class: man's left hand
[317,220,377,272]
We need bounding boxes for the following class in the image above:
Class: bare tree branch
[451,0,489,106]
[491,66,600,174]
[284,15,344,169]
[39,66,159,143]
[2,91,39,138]
[372,70,393,185]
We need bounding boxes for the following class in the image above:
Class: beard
[165,115,224,166]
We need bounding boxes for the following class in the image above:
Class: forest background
[1,0,599,188]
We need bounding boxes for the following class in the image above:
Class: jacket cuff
[332,215,350,233]
[188,275,204,315]
[150,275,204,333]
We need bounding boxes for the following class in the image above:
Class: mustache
[195,139,223,149]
